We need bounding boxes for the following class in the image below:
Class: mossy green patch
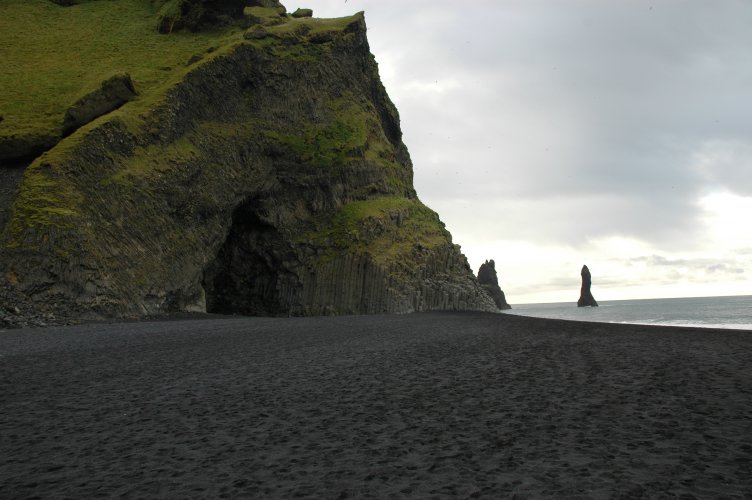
[244,6,282,19]
[264,94,371,169]
[267,39,332,62]
[266,13,361,37]
[102,119,258,187]
[3,165,82,248]
[309,196,451,268]
[107,136,200,186]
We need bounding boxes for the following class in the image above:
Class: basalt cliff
[0,0,497,326]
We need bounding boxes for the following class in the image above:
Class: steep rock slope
[0,1,496,321]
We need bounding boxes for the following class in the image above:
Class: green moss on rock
[308,196,451,269]
[4,164,81,248]
[265,96,369,168]
[291,8,313,18]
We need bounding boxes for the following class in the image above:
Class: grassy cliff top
[0,0,360,154]
[0,0,237,141]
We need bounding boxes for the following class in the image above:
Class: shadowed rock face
[0,11,497,323]
[477,259,511,310]
[154,0,256,34]
[577,265,598,307]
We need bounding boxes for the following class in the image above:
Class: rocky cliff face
[0,2,496,323]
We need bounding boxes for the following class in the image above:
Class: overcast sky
[285,0,752,303]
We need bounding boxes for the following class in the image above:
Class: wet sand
[1,312,751,498]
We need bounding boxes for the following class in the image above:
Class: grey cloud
[507,272,628,299]
[627,255,746,277]
[629,255,690,267]
[705,264,744,275]
[428,193,702,249]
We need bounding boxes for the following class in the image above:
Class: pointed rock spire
[577,265,598,307]
[477,259,511,310]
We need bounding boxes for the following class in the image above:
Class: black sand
[1,312,751,498]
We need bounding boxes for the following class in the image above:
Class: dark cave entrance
[202,200,297,316]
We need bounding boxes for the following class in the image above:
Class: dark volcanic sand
[1,312,751,498]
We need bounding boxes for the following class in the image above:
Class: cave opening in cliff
[202,200,296,316]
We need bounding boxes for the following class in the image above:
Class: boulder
[243,25,268,40]
[477,259,511,310]
[577,265,599,307]
[291,8,313,18]
[62,73,137,136]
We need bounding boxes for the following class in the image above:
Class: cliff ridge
[0,1,497,324]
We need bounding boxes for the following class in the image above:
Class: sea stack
[477,260,512,310]
[577,265,598,307]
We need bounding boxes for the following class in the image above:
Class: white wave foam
[613,320,752,331]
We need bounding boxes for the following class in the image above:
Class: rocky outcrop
[154,0,260,33]
[62,74,138,137]
[292,8,313,18]
[477,259,511,310]
[0,10,497,324]
[577,265,598,307]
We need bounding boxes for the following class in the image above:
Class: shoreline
[503,311,752,332]
[2,312,751,497]
[503,294,752,332]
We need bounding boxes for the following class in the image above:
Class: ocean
[503,295,752,330]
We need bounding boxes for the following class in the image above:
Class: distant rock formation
[477,260,511,310]
[577,265,598,307]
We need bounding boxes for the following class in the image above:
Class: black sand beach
[2,312,751,498]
